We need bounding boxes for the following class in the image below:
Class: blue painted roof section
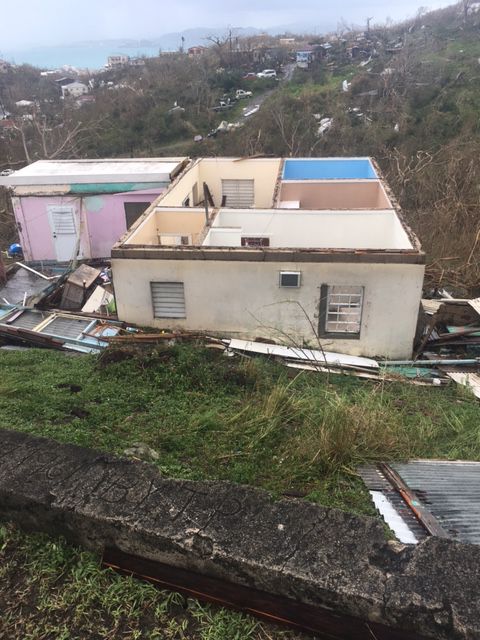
[283,158,377,180]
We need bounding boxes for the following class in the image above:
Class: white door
[47,205,78,262]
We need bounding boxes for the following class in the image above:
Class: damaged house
[111,157,425,358]
[0,158,188,263]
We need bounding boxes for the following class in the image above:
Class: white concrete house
[62,82,89,98]
[111,157,425,358]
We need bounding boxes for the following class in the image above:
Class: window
[319,285,364,337]
[221,179,254,208]
[124,202,150,229]
[150,282,186,318]
[182,196,190,207]
[241,237,270,247]
[279,271,301,288]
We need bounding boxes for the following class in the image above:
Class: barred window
[320,285,364,337]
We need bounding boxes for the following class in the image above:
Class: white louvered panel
[221,179,254,208]
[50,207,76,234]
[151,282,186,318]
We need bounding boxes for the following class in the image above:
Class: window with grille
[319,285,364,337]
[150,282,186,318]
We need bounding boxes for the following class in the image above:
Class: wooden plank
[102,548,429,640]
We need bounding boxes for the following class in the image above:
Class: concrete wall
[13,189,163,262]
[158,163,201,208]
[156,159,281,210]
[278,181,391,209]
[204,209,413,250]
[112,257,424,358]
[126,209,207,245]
[199,158,281,208]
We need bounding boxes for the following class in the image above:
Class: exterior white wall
[204,209,413,250]
[112,257,424,358]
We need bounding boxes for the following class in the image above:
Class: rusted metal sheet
[102,548,429,640]
[392,461,480,544]
[379,464,449,538]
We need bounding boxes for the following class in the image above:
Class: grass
[1,344,480,638]
[0,522,297,640]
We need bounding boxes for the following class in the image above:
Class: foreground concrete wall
[0,430,478,640]
[112,258,424,358]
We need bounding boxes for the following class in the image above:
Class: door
[47,205,78,262]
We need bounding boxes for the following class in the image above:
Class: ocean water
[3,43,162,71]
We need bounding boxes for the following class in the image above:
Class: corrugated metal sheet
[151,282,186,318]
[40,316,91,340]
[392,461,480,544]
[358,465,427,543]
[221,179,254,208]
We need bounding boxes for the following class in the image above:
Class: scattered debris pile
[0,305,124,353]
[414,294,480,398]
[38,264,114,315]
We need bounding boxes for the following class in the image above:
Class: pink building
[0,158,187,263]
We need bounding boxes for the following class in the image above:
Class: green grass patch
[0,522,299,639]
[1,345,480,514]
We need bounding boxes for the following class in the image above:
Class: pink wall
[13,189,163,262]
[85,190,162,259]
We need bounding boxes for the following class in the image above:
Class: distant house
[15,100,35,108]
[55,77,76,87]
[129,57,146,67]
[62,82,89,98]
[107,54,130,67]
[187,46,207,57]
[279,37,296,46]
[0,158,188,263]
[111,156,425,359]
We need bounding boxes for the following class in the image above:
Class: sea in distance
[2,41,163,70]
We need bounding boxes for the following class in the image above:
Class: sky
[1,0,457,50]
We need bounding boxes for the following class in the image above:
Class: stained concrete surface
[0,429,478,640]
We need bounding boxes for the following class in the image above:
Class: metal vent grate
[221,179,254,208]
[50,207,76,234]
[151,282,186,319]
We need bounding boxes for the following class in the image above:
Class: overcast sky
[1,0,456,50]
